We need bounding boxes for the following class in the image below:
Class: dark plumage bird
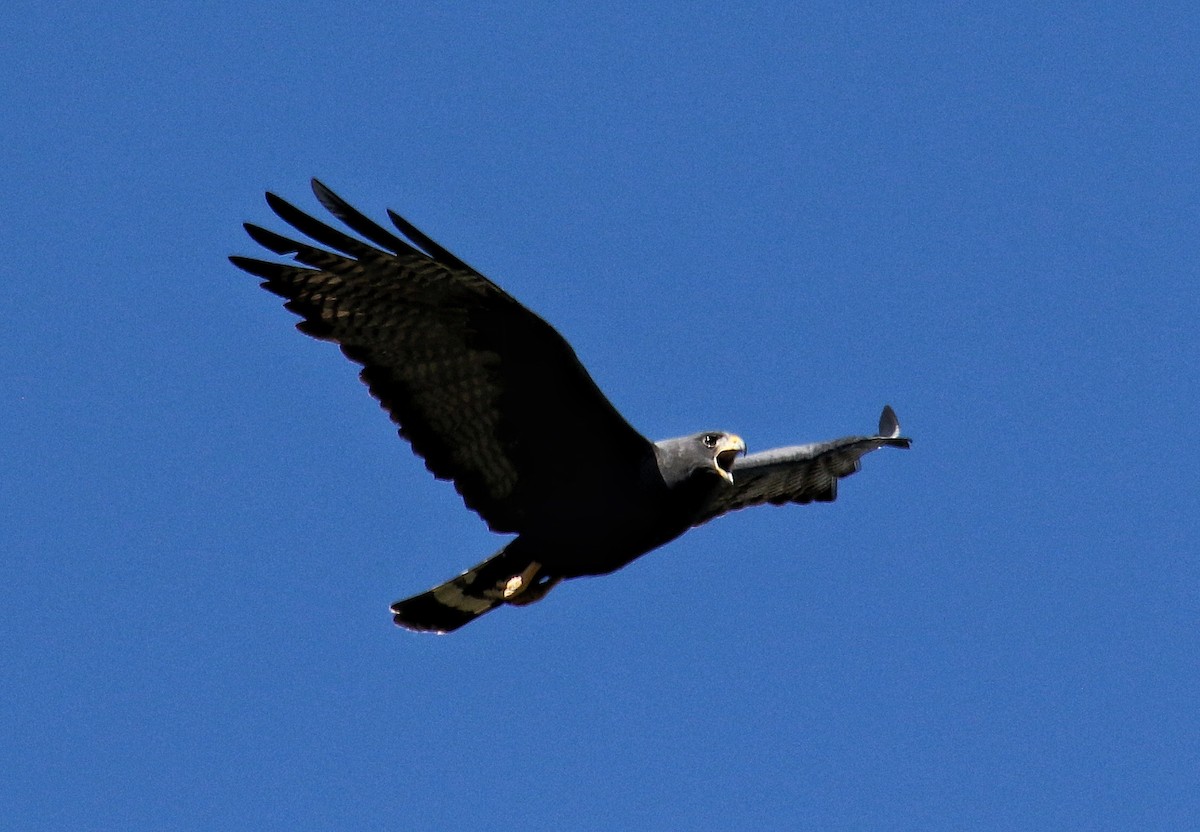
[231,181,911,633]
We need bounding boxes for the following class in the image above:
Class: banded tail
[391,544,561,633]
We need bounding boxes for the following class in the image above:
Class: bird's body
[232,181,911,633]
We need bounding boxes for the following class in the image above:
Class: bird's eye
[702,433,719,448]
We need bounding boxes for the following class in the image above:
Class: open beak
[714,434,745,483]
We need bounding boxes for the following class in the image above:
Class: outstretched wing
[230,180,653,534]
[692,406,911,526]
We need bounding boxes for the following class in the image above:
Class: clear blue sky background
[3,3,1197,830]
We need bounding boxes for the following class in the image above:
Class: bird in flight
[231,180,911,633]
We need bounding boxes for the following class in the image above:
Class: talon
[501,561,562,606]
[502,574,525,599]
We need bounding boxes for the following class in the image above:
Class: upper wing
[230,180,654,534]
[692,406,911,526]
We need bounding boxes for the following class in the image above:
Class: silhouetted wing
[231,180,654,534]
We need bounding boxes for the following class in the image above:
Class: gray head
[653,431,746,487]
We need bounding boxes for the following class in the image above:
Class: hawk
[231,181,911,633]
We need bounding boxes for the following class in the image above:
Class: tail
[391,544,561,634]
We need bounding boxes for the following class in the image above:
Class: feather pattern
[231,180,652,534]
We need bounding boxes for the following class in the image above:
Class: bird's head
[702,431,747,483]
[655,431,746,485]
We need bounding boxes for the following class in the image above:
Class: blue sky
[3,2,1197,829]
